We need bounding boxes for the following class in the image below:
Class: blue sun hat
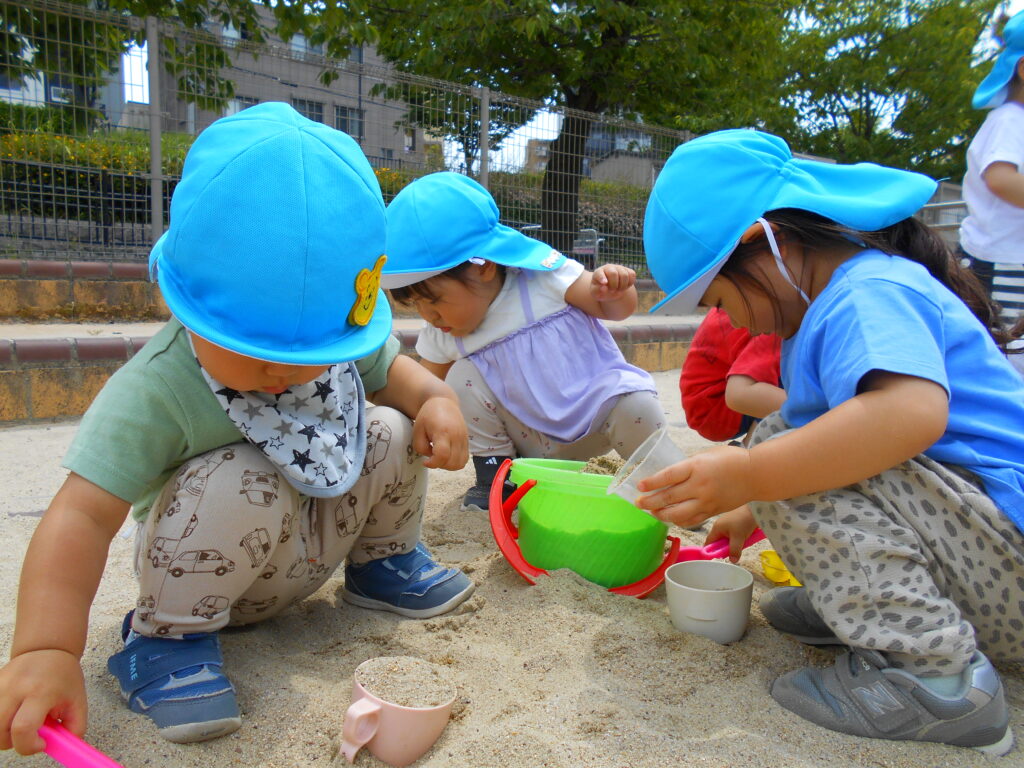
[973,10,1024,110]
[150,102,391,364]
[381,171,565,289]
[644,129,937,315]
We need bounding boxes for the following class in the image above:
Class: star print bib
[198,362,367,498]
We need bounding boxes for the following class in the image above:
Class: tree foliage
[777,0,1001,181]
[286,0,795,251]
[0,0,275,126]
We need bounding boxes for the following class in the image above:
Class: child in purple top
[382,172,665,510]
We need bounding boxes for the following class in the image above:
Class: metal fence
[0,0,690,273]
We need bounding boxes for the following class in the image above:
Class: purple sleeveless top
[456,271,656,443]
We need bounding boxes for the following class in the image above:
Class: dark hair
[720,209,1017,349]
[388,261,507,305]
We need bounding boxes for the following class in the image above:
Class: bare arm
[724,375,787,419]
[983,162,1024,209]
[419,358,453,381]
[1,474,130,754]
[638,372,948,527]
[564,265,638,321]
[366,354,468,470]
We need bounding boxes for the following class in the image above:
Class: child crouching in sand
[0,103,473,755]
[639,128,1024,755]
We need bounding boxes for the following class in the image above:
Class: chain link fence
[0,0,691,274]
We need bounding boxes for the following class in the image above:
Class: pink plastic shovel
[675,529,766,563]
[38,718,125,768]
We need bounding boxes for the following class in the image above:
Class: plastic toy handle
[487,459,544,584]
[678,528,766,563]
[341,697,381,763]
[609,536,681,598]
[38,718,125,768]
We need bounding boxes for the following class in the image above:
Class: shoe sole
[159,716,242,744]
[342,582,475,619]
[975,725,1014,756]
[777,629,844,646]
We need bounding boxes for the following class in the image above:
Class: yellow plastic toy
[759,549,801,587]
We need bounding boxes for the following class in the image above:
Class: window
[382,148,394,162]
[291,34,323,56]
[335,106,364,140]
[292,98,323,123]
[225,96,259,116]
[222,23,252,41]
[404,128,416,153]
[121,43,149,104]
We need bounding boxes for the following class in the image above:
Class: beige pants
[132,406,425,637]
[448,357,666,461]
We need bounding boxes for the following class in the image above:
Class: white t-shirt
[960,102,1024,264]
[416,260,586,363]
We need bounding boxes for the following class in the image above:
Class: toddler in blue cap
[959,9,1024,299]
[382,172,665,510]
[640,128,1024,755]
[0,103,474,754]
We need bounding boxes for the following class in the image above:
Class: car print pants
[749,411,1024,676]
[449,357,665,461]
[131,406,426,638]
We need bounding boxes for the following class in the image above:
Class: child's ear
[477,260,500,280]
[739,221,769,244]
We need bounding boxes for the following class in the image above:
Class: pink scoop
[38,719,124,768]
[675,529,766,562]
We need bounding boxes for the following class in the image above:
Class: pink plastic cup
[340,659,456,767]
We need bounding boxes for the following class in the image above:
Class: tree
[282,0,795,253]
[779,0,1001,181]
[0,0,277,131]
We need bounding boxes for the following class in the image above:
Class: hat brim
[973,49,1024,109]
[382,223,565,288]
[649,260,724,316]
[154,235,393,365]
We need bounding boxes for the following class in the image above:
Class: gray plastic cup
[664,560,754,644]
[607,427,686,505]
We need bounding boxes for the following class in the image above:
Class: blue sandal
[107,612,241,743]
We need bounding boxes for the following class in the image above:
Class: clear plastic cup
[606,427,686,506]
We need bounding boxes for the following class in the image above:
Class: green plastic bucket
[508,458,669,588]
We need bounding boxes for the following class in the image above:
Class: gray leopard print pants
[749,411,1024,676]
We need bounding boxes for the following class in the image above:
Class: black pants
[958,245,995,299]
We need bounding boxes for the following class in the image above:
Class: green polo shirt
[62,319,399,520]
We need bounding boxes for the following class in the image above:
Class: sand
[0,370,1020,768]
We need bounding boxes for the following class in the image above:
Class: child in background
[958,10,1024,305]
[0,104,473,755]
[680,306,784,443]
[382,172,665,510]
[639,129,1024,754]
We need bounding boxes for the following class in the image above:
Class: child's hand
[412,396,469,470]
[0,649,86,755]
[705,505,759,563]
[590,264,636,302]
[635,444,752,528]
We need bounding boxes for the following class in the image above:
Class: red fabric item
[680,308,781,441]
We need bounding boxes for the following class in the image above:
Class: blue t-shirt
[781,249,1024,531]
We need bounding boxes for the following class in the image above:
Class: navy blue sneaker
[107,613,241,743]
[343,543,475,618]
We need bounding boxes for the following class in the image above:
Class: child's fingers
[636,460,690,493]
[8,703,48,756]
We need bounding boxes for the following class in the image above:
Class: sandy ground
[0,369,1020,768]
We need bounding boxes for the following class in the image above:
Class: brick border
[0,259,149,280]
[0,319,700,423]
